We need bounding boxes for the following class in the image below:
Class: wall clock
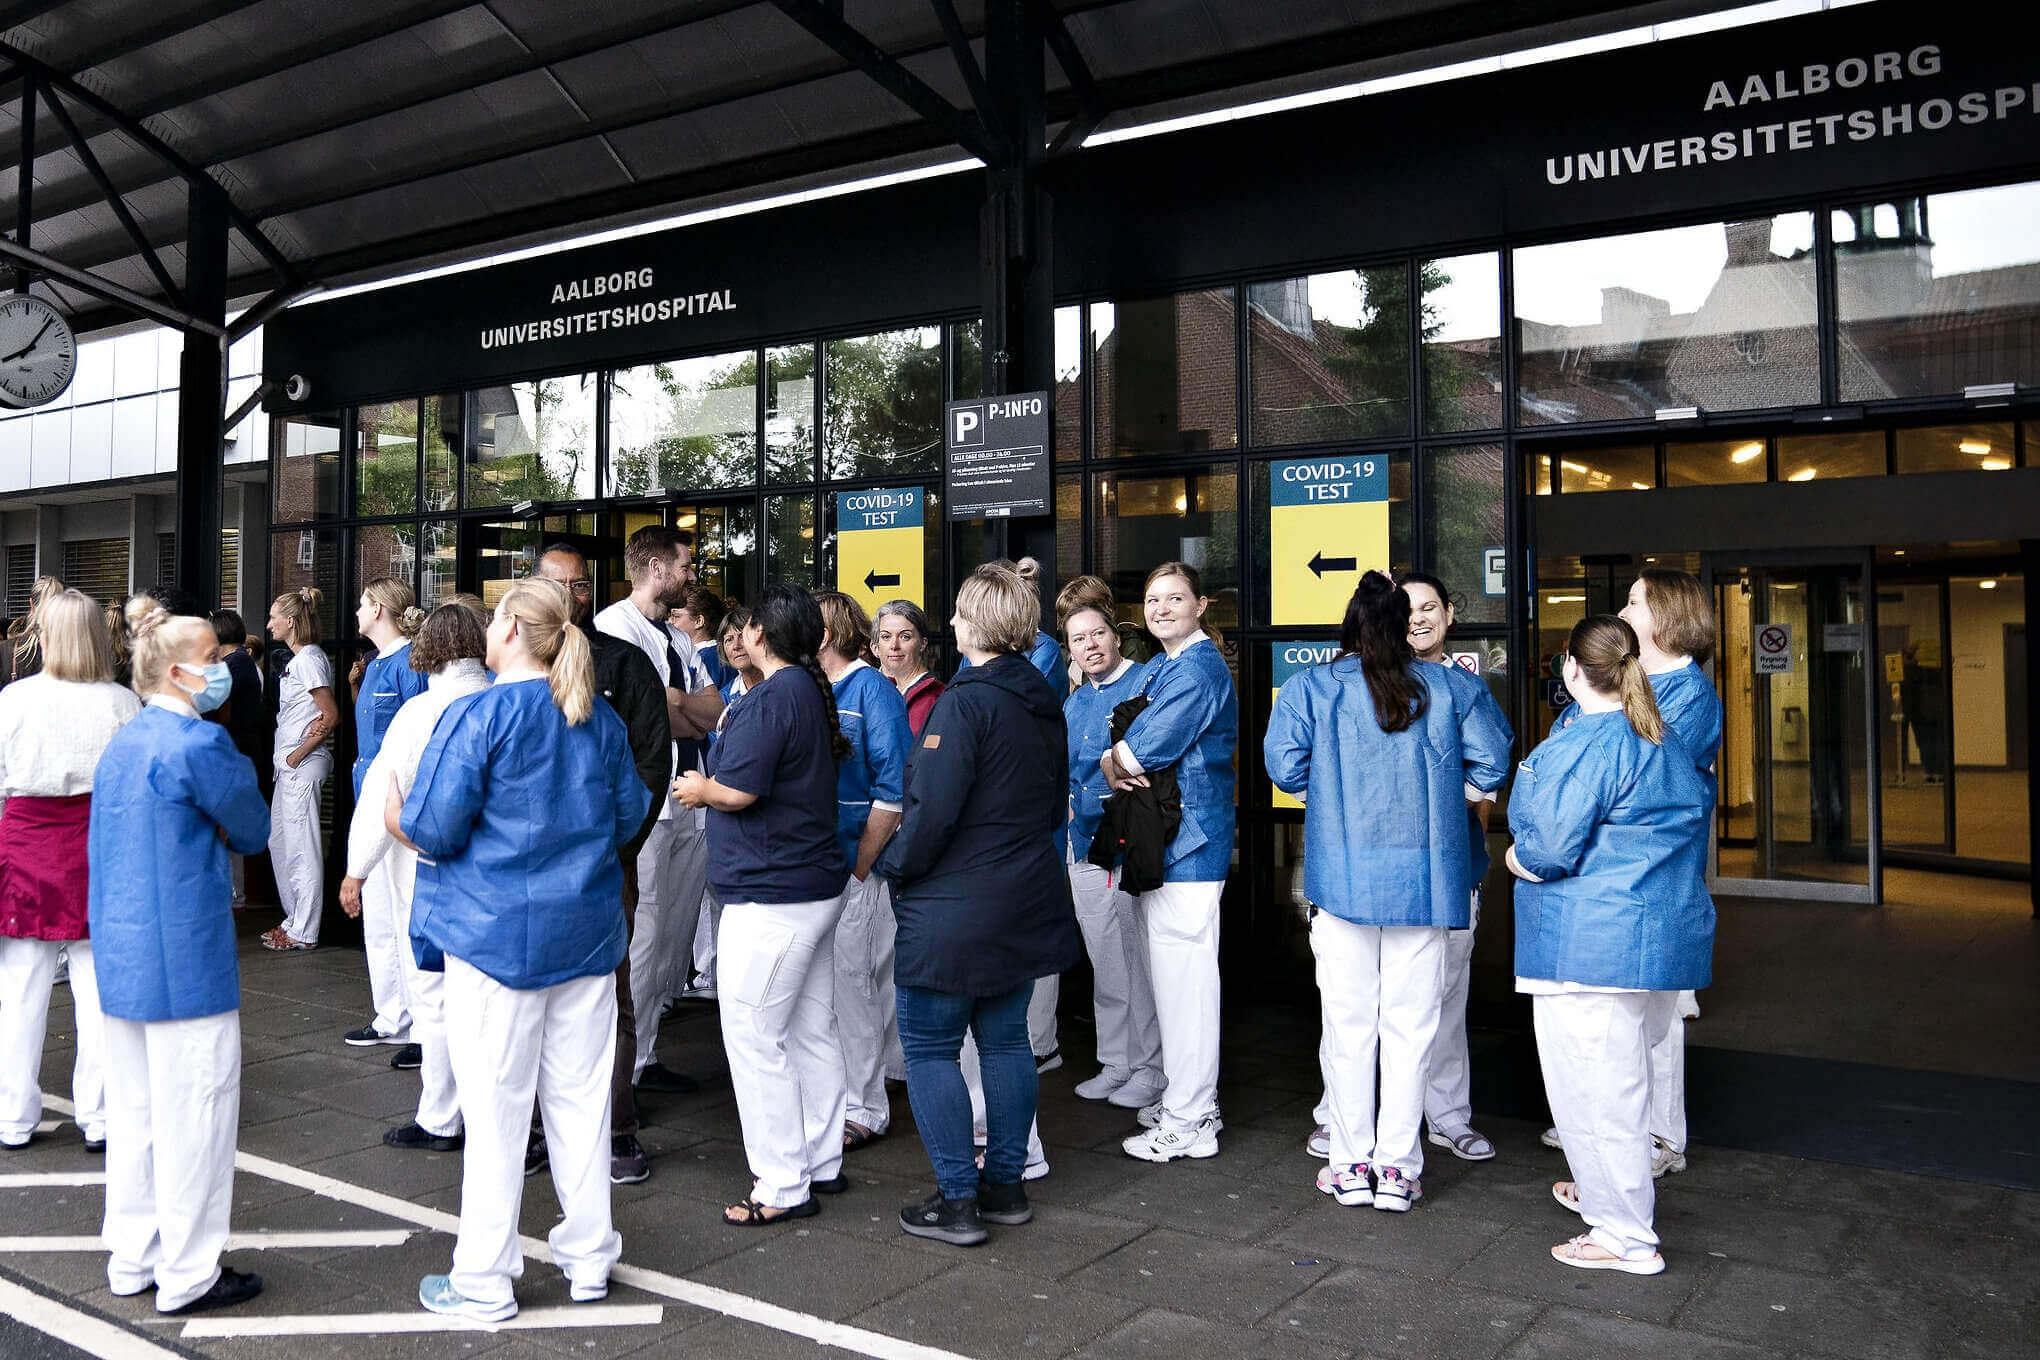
[0,294,78,410]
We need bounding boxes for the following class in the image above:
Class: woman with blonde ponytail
[389,576,647,1322]
[343,578,433,1051]
[262,587,337,950]
[1504,614,1715,1278]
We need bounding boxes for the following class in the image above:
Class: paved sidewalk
[2,931,2033,1360]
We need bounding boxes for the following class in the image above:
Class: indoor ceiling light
[1631,481,1650,490]
[1544,593,1585,603]
[1787,467,1816,481]
[1980,457,2011,470]
[1979,578,1998,589]
[1730,441,1764,463]
[1958,439,1992,454]
[1560,459,1589,473]
[1893,548,1906,556]
[677,513,698,528]
[1174,495,1188,512]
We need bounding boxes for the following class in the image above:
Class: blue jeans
[896,983,1036,1201]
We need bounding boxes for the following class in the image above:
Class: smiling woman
[0,296,78,411]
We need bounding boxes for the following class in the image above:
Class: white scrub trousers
[101,1010,240,1312]
[393,886,459,1137]
[832,872,897,1135]
[1534,989,1660,1262]
[270,755,330,945]
[629,817,706,1079]
[1424,890,1482,1135]
[442,957,620,1307]
[1138,880,1223,1135]
[1027,975,1059,1058]
[361,856,411,1038]
[1310,912,1447,1179]
[690,886,722,986]
[1068,861,1162,1086]
[1647,989,1687,1153]
[0,937,105,1143]
[718,896,848,1208]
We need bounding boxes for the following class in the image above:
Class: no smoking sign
[1755,622,1793,675]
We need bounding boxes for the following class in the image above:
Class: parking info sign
[1268,455,1390,626]
[945,392,1051,519]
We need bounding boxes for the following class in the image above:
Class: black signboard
[944,393,1051,520]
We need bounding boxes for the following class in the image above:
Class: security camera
[283,374,311,402]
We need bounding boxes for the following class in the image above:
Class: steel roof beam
[0,233,223,335]
[768,0,992,160]
[0,0,268,104]
[39,79,185,307]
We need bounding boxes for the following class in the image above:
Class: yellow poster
[1268,456,1391,627]
[1269,640,1339,809]
[835,488,924,612]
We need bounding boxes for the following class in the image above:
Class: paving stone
[239,1050,384,1099]
[238,1107,405,1164]
[1271,1263,1543,1360]
[1674,1259,1958,1360]
[1450,1221,1705,1325]
[304,1141,467,1200]
[852,1259,1143,1359]
[1064,1226,1331,1324]
[1024,1145,1147,1207]
[1068,1306,1355,1359]
[1837,1215,2036,1306]
[1260,1195,1514,1279]
[1652,1146,1805,1202]
[237,1085,319,1128]
[687,1218,955,1319]
[1772,1159,2010,1235]
[608,1188,759,1277]
[1500,1305,1789,1359]
[1652,1189,1856,1275]
[302,1065,433,1121]
[201,1335,515,1360]
[1088,1164,1303,1242]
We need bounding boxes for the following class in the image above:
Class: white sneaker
[1305,1125,1330,1160]
[1372,1166,1421,1212]
[1540,1126,1564,1150]
[1315,1161,1372,1207]
[568,1278,608,1303]
[1677,990,1701,1020]
[1137,1101,1223,1134]
[1650,1136,1688,1178]
[1123,1117,1220,1162]
[1074,1068,1131,1101]
[1035,1049,1063,1074]
[1023,1152,1050,1182]
[1106,1072,1166,1109]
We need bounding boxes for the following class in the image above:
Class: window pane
[823,327,943,481]
[273,411,342,522]
[270,527,341,641]
[1249,266,1410,445]
[1093,290,1239,456]
[356,521,417,603]
[476,520,542,611]
[1515,213,1819,423]
[1665,438,1767,487]
[466,377,597,506]
[767,493,816,585]
[1054,473,1083,587]
[423,392,459,511]
[765,345,817,484]
[952,321,982,399]
[609,353,758,495]
[1091,465,1239,639]
[1777,432,1883,483]
[355,399,419,517]
[1835,183,2040,401]
[1424,253,1503,433]
[1424,444,1506,625]
[1895,421,2016,475]
[672,501,760,608]
[1055,306,1082,461]
[1248,454,1410,625]
[420,520,459,605]
[1555,445,1654,493]
[1526,451,1553,497]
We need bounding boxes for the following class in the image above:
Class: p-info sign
[945,392,1051,520]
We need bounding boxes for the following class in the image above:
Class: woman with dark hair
[1102,561,1238,1164]
[873,599,944,736]
[1265,571,1510,1212]
[341,603,492,1151]
[673,584,851,1227]
[1507,615,1714,1276]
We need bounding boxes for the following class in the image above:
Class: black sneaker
[343,1024,405,1047]
[524,1131,547,1177]
[634,1063,700,1094]
[389,1044,423,1071]
[163,1266,263,1315]
[976,1179,1033,1226]
[384,1121,463,1152]
[610,1134,651,1185]
[899,1191,988,1246]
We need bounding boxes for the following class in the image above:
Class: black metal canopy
[1,0,1714,339]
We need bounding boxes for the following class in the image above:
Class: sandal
[1552,1181,1583,1215]
[260,928,314,952]
[722,1197,819,1227]
[1551,1233,1665,1275]
[1429,1127,1497,1161]
[843,1122,885,1152]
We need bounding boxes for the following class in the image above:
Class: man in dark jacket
[537,544,672,1185]
[877,564,1081,1247]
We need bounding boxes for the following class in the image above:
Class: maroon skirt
[0,793,92,941]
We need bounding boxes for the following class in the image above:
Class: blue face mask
[178,661,234,714]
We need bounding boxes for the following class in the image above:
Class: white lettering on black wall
[480,268,736,352]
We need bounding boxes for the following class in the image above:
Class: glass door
[1706,551,1879,903]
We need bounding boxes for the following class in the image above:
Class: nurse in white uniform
[340,603,492,1152]
[262,587,337,952]
[397,579,649,1321]
[1506,614,1715,1276]
[89,603,270,1315]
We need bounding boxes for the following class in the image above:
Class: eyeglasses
[566,580,593,595]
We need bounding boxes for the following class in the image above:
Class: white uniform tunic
[269,644,333,945]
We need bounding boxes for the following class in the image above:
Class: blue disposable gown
[1116,637,1237,883]
[1435,661,1515,886]
[402,680,649,989]
[957,631,1063,686]
[1061,658,1150,862]
[1264,659,1511,927]
[1560,659,1721,776]
[1508,709,1716,991]
[88,704,271,1021]
[831,663,911,874]
[352,641,430,796]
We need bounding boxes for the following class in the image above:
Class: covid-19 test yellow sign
[1268,456,1389,627]
[835,487,924,612]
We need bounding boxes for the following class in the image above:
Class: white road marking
[180,1304,664,1337]
[40,1092,971,1360]
[0,1230,413,1252]
[0,1275,187,1360]
[0,1171,106,1187]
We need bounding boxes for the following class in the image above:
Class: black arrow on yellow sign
[1307,550,1357,579]
[864,569,902,592]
